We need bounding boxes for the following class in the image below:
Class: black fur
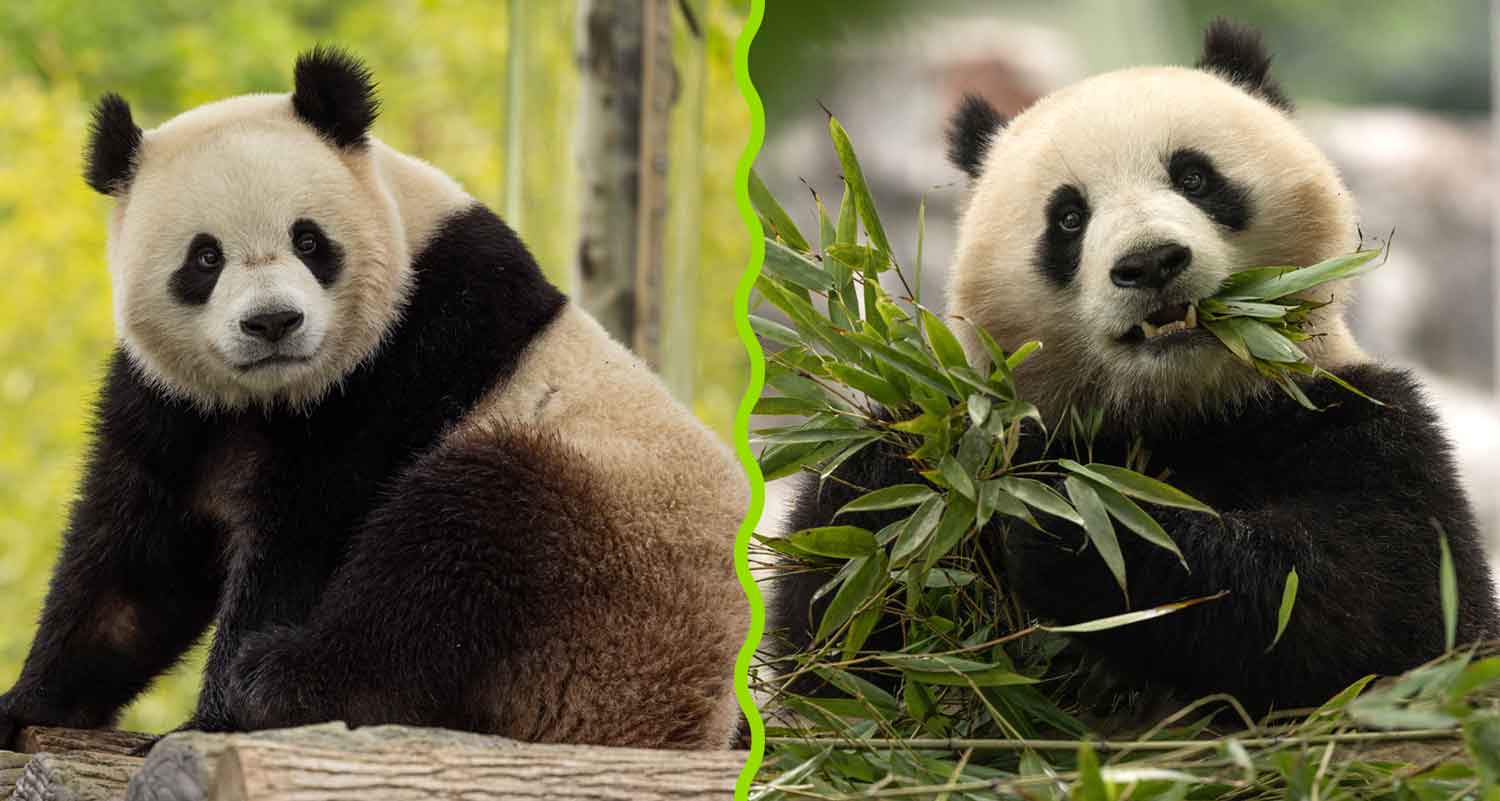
[84,93,142,195]
[1036,185,1089,286]
[290,219,344,287]
[291,46,379,149]
[169,233,225,306]
[1196,18,1293,111]
[0,203,566,742]
[1167,148,1252,232]
[772,366,1500,714]
[946,93,1007,180]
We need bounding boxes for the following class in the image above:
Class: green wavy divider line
[731,0,768,798]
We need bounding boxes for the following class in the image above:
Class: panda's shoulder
[1242,362,1457,477]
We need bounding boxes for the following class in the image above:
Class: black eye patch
[169,233,224,306]
[290,219,344,287]
[1167,148,1252,231]
[1035,184,1089,286]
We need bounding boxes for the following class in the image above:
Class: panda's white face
[950,66,1362,423]
[107,95,410,411]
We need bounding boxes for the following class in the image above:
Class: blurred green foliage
[0,0,748,732]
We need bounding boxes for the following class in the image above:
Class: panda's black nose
[240,309,305,342]
[1111,244,1192,289]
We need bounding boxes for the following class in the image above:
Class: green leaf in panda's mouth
[1196,249,1385,409]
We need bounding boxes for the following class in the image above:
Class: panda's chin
[235,354,314,373]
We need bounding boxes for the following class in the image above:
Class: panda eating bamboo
[773,20,1500,714]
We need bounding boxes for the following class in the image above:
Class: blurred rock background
[752,0,1500,570]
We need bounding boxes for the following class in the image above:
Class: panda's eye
[1178,168,1208,195]
[1057,209,1085,233]
[295,232,320,255]
[194,246,222,271]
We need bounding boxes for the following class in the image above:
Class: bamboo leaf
[1219,250,1380,301]
[902,668,1041,688]
[752,395,823,416]
[836,484,935,517]
[1065,461,1216,515]
[756,428,879,445]
[815,551,888,643]
[967,393,993,428]
[828,115,892,256]
[827,363,906,407]
[1042,592,1229,633]
[979,479,1040,529]
[891,496,944,566]
[788,526,877,559]
[758,439,847,481]
[1065,476,1127,600]
[921,494,977,571]
[938,454,976,501]
[1315,367,1386,406]
[1205,299,1294,318]
[881,655,1039,688]
[749,315,802,348]
[762,238,835,292]
[921,309,970,370]
[1228,317,1307,363]
[1439,522,1459,652]
[1092,481,1187,568]
[1201,316,1252,364]
[1268,567,1299,652]
[992,477,1085,527]
[1005,340,1043,371]
[748,169,811,253]
[1075,742,1110,801]
[841,606,881,661]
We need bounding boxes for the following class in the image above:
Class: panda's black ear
[947,93,1008,180]
[1196,18,1292,111]
[84,93,142,195]
[292,46,379,148]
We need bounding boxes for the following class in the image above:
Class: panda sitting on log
[0,49,747,749]
[773,20,1499,714]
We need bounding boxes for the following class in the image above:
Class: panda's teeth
[1139,321,1160,338]
[1185,305,1198,329]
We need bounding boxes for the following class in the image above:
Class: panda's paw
[226,627,332,731]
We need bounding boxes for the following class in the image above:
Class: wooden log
[11,750,142,801]
[130,723,745,801]
[1,726,153,800]
[0,750,33,798]
[217,739,742,801]
[18,727,157,757]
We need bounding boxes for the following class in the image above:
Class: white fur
[949,66,1365,424]
[107,93,467,411]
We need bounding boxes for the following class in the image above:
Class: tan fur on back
[461,305,750,746]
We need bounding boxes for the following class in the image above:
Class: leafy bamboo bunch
[1196,250,1385,409]
[748,115,1500,800]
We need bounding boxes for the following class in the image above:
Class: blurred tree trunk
[573,0,676,373]
[661,0,706,402]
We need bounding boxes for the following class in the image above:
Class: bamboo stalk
[764,728,1462,753]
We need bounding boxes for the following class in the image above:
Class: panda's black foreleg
[1005,486,1494,713]
[0,353,226,746]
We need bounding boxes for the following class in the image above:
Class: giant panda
[771,20,1500,714]
[0,48,748,750]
